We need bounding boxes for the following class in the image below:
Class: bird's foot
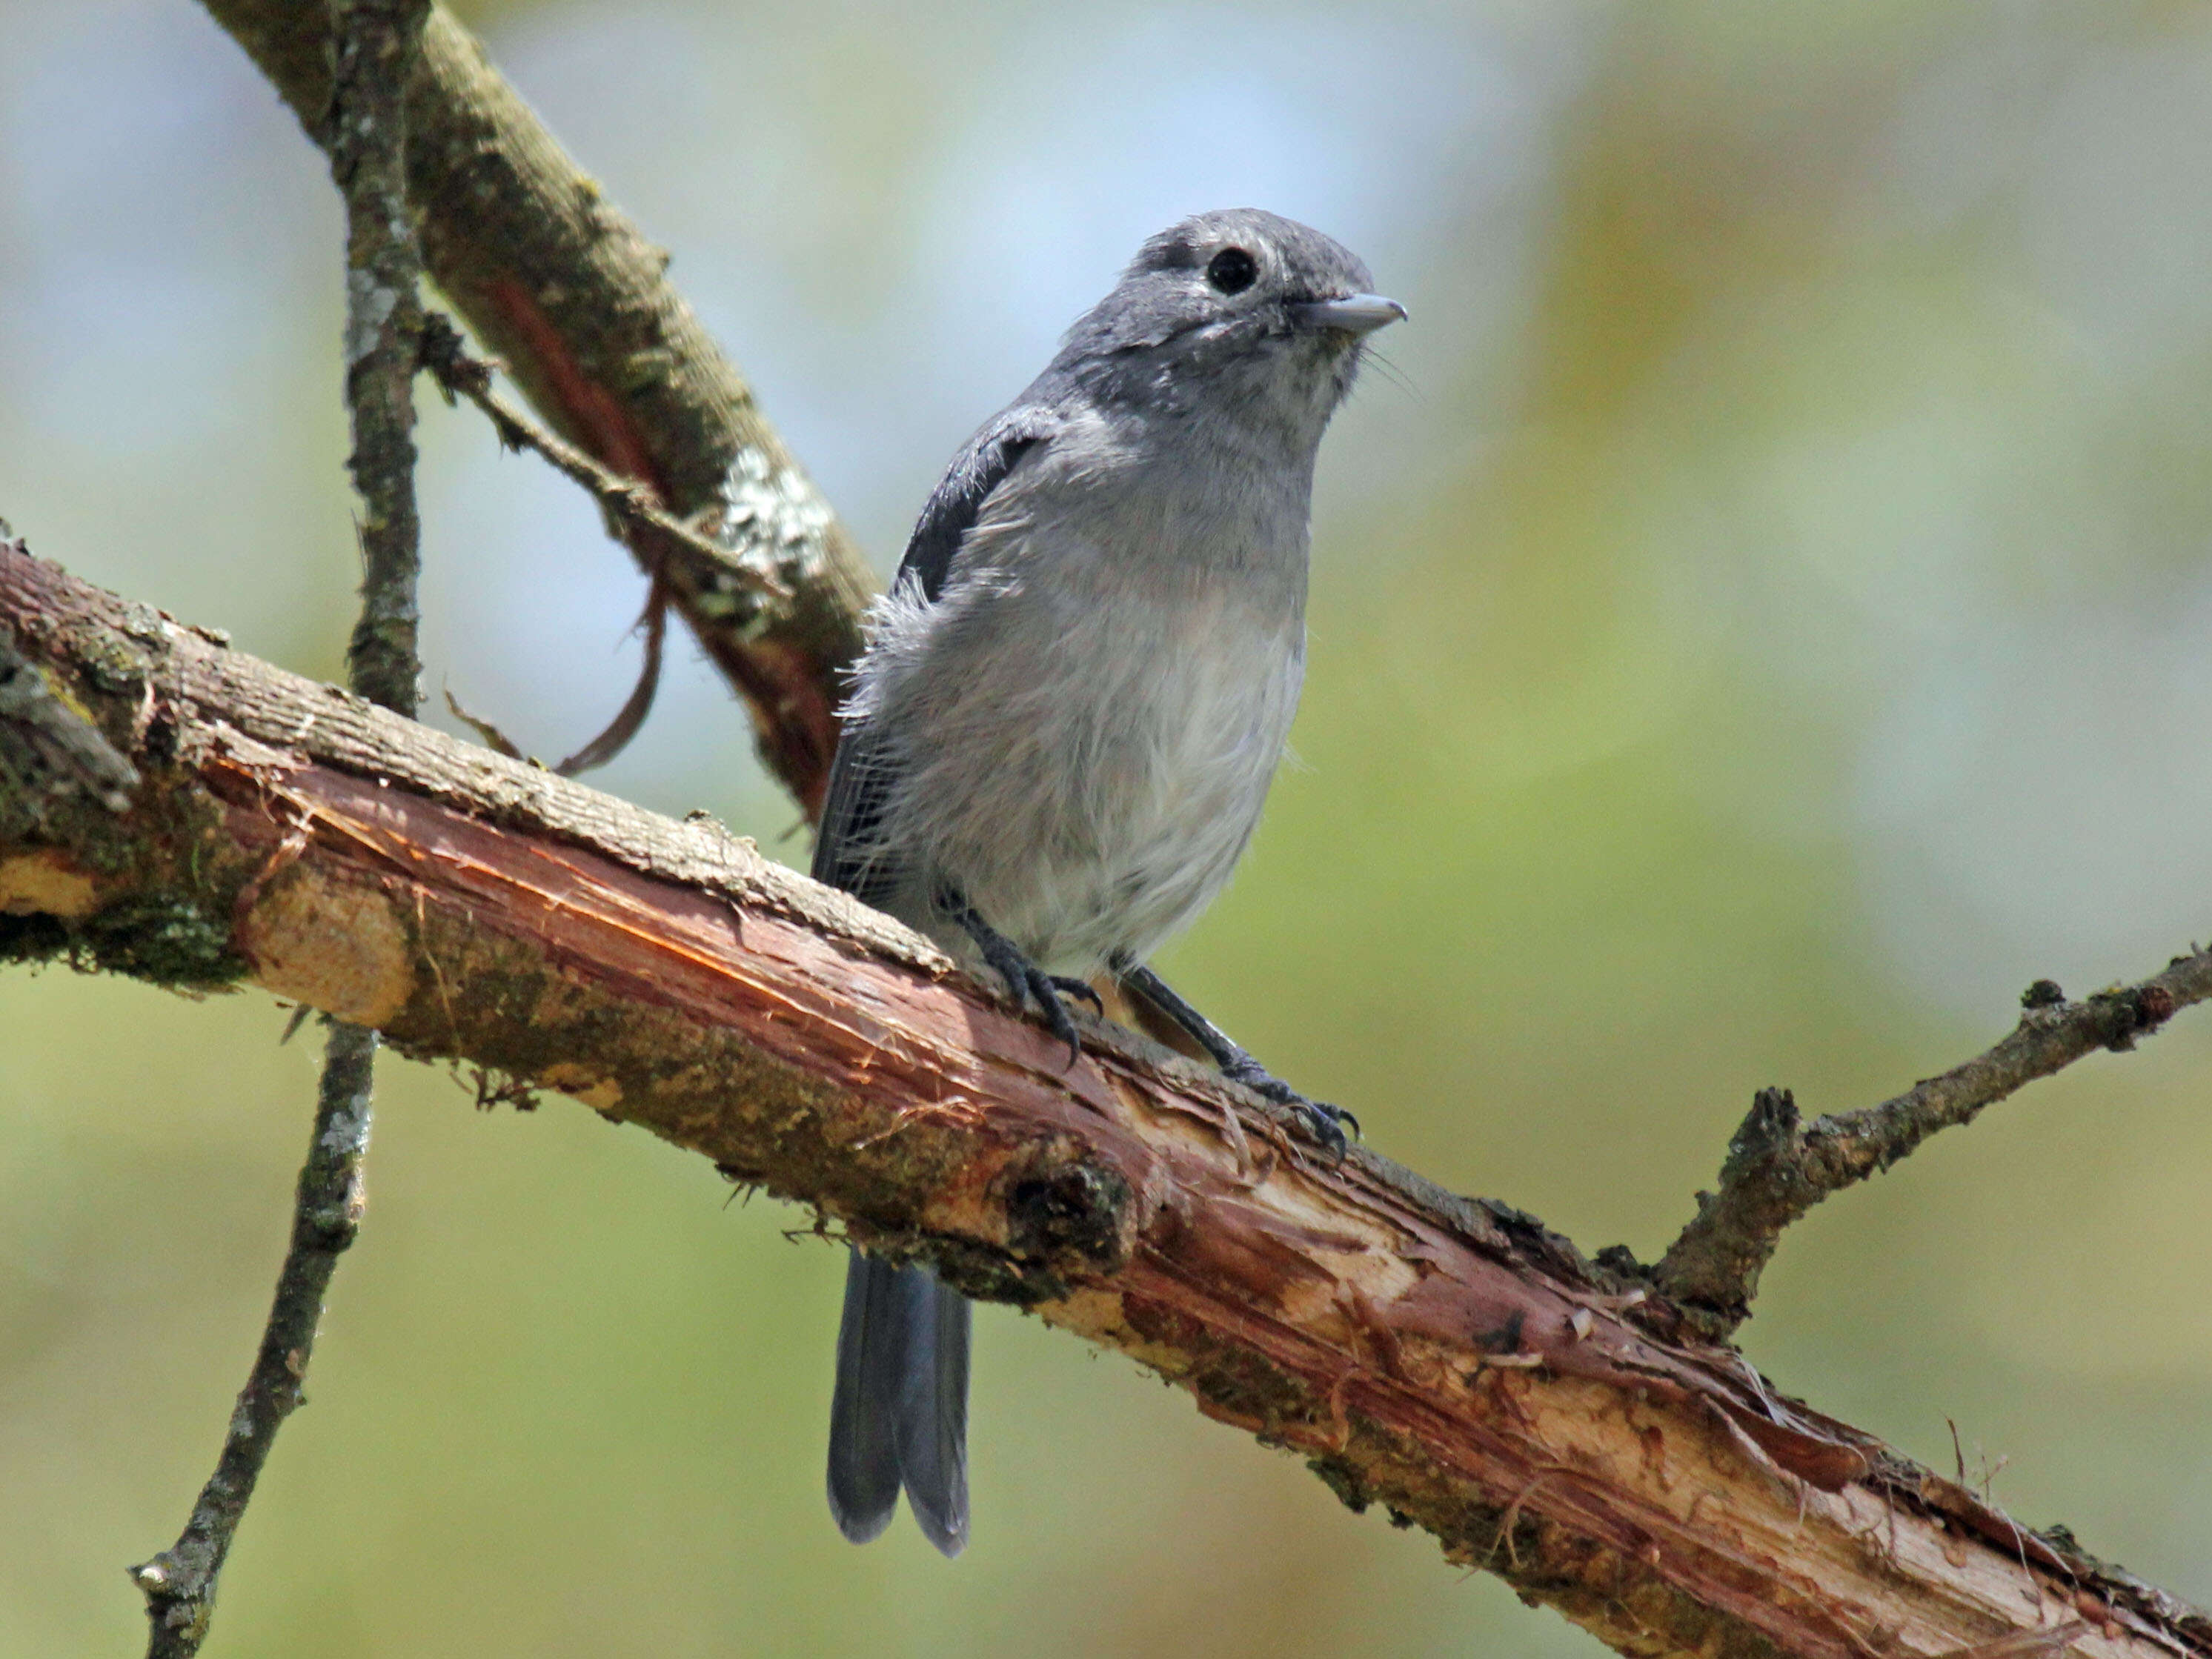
[961,925,1085,1066]
[1221,1056,1360,1155]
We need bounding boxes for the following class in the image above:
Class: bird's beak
[1292,293,1407,335]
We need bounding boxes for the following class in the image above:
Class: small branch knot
[1727,1086,1799,1163]
[1653,1086,1811,1337]
[416,310,492,400]
[2083,983,2179,1051]
[1005,1160,1134,1276]
[128,1558,171,1592]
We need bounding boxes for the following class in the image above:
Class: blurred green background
[5,1,2212,1654]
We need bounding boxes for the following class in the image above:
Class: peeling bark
[5,539,2207,1659]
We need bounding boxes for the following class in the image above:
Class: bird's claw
[1023,965,1083,1068]
[941,891,1092,1070]
[1223,1058,1358,1154]
[1049,975,1106,1017]
[973,937,1084,1067]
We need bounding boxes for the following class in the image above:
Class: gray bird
[814,207,1403,1557]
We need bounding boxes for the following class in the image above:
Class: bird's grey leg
[936,886,1100,1065]
[1114,961,1358,1151]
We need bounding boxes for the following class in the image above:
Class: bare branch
[413,311,791,777]
[127,1021,376,1655]
[415,310,774,777]
[1654,966,2209,1337]
[196,0,874,814]
[416,312,791,609]
[7,538,2208,1659]
[132,7,429,1648]
[333,0,430,719]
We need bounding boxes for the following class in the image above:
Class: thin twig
[1653,953,2212,1335]
[417,310,776,776]
[130,3,428,1651]
[128,1022,378,1654]
[441,586,671,778]
[418,312,791,606]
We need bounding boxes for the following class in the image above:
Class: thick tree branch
[5,539,2208,1659]
[1654,971,2205,1339]
[196,0,874,813]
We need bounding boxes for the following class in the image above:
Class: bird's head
[1056,209,1404,434]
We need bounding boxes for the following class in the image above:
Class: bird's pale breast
[861,560,1303,971]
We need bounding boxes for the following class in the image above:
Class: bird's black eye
[1205,246,1258,296]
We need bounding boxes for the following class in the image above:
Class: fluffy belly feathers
[868,576,1304,974]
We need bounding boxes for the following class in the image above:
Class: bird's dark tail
[826,1250,970,1557]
